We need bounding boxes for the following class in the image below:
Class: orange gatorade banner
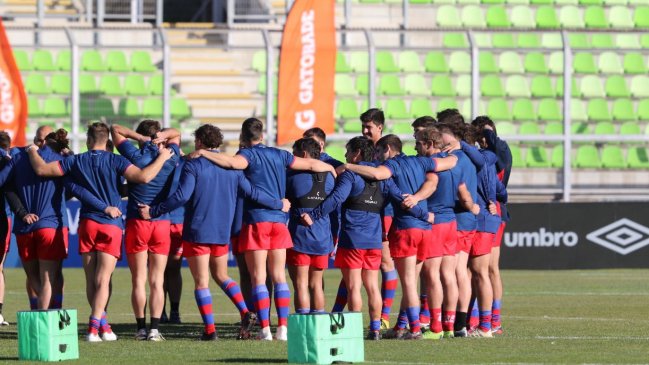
[0,19,27,147]
[277,0,336,146]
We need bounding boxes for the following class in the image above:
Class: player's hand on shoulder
[426,212,435,225]
[335,163,347,177]
[281,199,291,213]
[23,213,39,225]
[158,146,174,160]
[186,149,205,160]
[471,203,480,215]
[300,212,313,227]
[104,206,122,219]
[401,194,419,209]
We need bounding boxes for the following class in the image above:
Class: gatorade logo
[586,218,649,255]
[504,228,578,247]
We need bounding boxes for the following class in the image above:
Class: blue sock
[297,308,310,314]
[396,310,408,329]
[406,306,421,333]
[370,320,380,332]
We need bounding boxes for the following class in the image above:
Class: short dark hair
[346,136,374,162]
[135,119,162,138]
[464,124,481,146]
[194,124,223,149]
[436,108,463,124]
[87,122,110,147]
[360,108,385,127]
[240,118,263,144]
[0,131,10,150]
[292,138,321,159]
[472,115,498,136]
[411,116,437,129]
[436,122,465,141]
[303,127,327,143]
[415,127,444,149]
[45,128,70,153]
[376,134,402,154]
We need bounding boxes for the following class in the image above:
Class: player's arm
[190,150,249,170]
[4,187,28,221]
[290,157,337,177]
[496,179,508,204]
[382,178,430,222]
[237,173,288,212]
[122,147,173,184]
[27,146,64,177]
[402,172,438,209]
[304,172,353,224]
[153,128,181,146]
[341,164,392,181]
[63,178,123,218]
[431,155,458,172]
[460,141,486,171]
[111,124,150,146]
[145,163,196,219]
[457,182,480,215]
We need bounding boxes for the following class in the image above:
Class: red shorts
[78,219,123,258]
[16,227,68,261]
[432,221,458,256]
[1,217,10,253]
[494,222,506,248]
[125,219,171,255]
[471,232,495,257]
[456,230,476,254]
[182,241,229,257]
[287,249,328,269]
[388,227,432,261]
[239,222,292,251]
[334,247,381,270]
[170,223,184,257]
[381,216,393,242]
[231,235,241,255]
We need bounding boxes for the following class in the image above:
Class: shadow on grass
[0,357,19,361]
[210,359,284,364]
[99,322,248,340]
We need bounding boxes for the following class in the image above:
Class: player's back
[427,152,456,224]
[338,167,385,249]
[450,149,478,231]
[383,154,433,229]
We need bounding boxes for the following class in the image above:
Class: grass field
[0,267,647,364]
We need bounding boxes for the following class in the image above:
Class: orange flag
[277,0,336,146]
[0,19,27,147]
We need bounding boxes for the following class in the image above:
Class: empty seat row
[24,74,167,96]
[511,145,649,168]
[27,97,191,120]
[13,49,157,72]
[497,120,647,137]
[443,32,649,48]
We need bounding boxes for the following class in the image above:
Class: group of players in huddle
[0,106,511,342]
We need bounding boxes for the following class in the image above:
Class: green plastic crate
[288,312,364,365]
[17,309,79,362]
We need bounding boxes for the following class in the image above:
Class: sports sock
[396,310,408,329]
[442,310,456,332]
[492,299,502,328]
[369,319,380,332]
[0,302,3,313]
[381,270,398,321]
[136,317,146,330]
[469,299,479,328]
[479,310,492,332]
[88,316,100,335]
[50,294,63,309]
[150,317,160,331]
[405,306,421,333]
[419,294,430,325]
[253,284,271,329]
[454,312,467,331]
[100,311,112,333]
[170,301,180,315]
[220,279,248,319]
[194,288,215,335]
[29,297,37,310]
[274,282,290,327]
[310,309,325,314]
[296,308,310,314]
[331,280,347,312]
[431,307,442,333]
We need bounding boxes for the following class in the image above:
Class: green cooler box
[17,309,79,362]
[288,312,364,364]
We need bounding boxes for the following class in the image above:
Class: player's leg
[394,255,421,338]
[468,234,494,337]
[288,263,309,313]
[164,223,184,323]
[379,217,398,329]
[454,231,472,336]
[0,217,8,325]
[362,268,381,340]
[38,259,59,310]
[331,279,348,312]
[89,252,118,342]
[440,254,458,338]
[234,252,254,311]
[186,248,217,340]
[22,260,41,307]
[268,247,290,341]
[50,260,64,309]
[489,244,503,334]
[341,268,362,311]
[422,256,443,339]
[308,264,325,312]
[127,251,148,338]
[245,249,271,340]
[147,252,168,341]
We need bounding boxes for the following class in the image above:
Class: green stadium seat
[630,75,649,97]
[492,34,516,48]
[630,0,649,4]
[252,50,267,72]
[32,50,56,71]
[580,0,602,4]
[536,6,560,28]
[149,74,173,96]
[479,52,498,73]
[390,122,412,134]
[601,146,625,168]
[542,33,563,50]
[507,0,530,4]
[443,33,468,48]
[512,99,536,120]
[617,34,641,49]
[481,75,505,97]
[50,74,70,94]
[402,144,417,156]
[598,52,623,74]
[171,98,192,119]
[356,75,369,95]
[378,75,405,95]
[486,6,511,27]
[548,52,564,74]
[524,52,549,74]
[519,121,541,134]
[342,121,362,133]
[580,75,605,98]
[376,51,399,73]
[385,99,410,120]
[506,75,531,97]
[594,121,615,134]
[587,99,612,121]
[623,53,647,74]
[410,99,434,118]
[424,51,449,73]
[456,74,472,96]
[611,99,636,121]
[511,6,535,28]
[627,147,649,168]
[605,75,630,98]
[556,76,582,97]
[142,98,163,118]
[551,145,564,167]
[474,34,492,48]
[349,52,368,73]
[336,52,352,73]
[483,0,506,4]
[518,34,541,48]
[526,146,551,167]
[496,121,516,136]
[638,100,649,120]
[634,6,649,28]
[56,50,70,71]
[531,0,552,4]
[325,145,346,162]
[411,0,433,3]
[25,74,50,94]
[573,53,598,73]
[124,75,148,96]
[99,75,124,96]
[82,50,105,72]
[487,98,512,121]
[641,34,649,48]
[457,0,480,4]
[462,5,486,27]
[464,99,486,116]
[361,100,383,113]
[43,97,67,117]
[571,99,588,121]
[131,51,157,72]
[336,99,359,120]
[431,75,455,96]
[90,98,116,119]
[545,121,564,135]
[118,98,140,117]
[585,6,608,28]
[27,96,43,118]
[79,74,98,94]
[256,74,277,95]
[437,6,462,27]
[404,75,429,96]
[509,145,525,168]
[13,50,31,71]
[449,52,471,73]
[399,51,424,72]
[556,0,578,5]
[106,51,129,72]
[436,98,459,111]
[569,33,589,49]
[560,6,585,28]
[575,145,601,168]
[591,34,614,48]
[499,51,524,73]
[608,6,634,28]
[335,74,357,96]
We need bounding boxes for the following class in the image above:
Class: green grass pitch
[0,268,647,364]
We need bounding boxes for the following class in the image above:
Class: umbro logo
[586,218,649,255]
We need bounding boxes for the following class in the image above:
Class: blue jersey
[237,144,295,224]
[383,154,437,230]
[320,152,343,168]
[150,154,283,245]
[168,158,185,225]
[450,149,478,231]
[461,142,503,234]
[117,141,180,221]
[426,152,457,224]
[59,150,132,228]
[320,152,342,241]
[309,162,429,250]
[231,195,244,238]
[286,170,335,255]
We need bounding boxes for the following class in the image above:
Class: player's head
[345,136,374,164]
[467,123,487,148]
[0,131,10,152]
[411,116,437,136]
[240,118,264,147]
[86,122,110,150]
[471,115,497,136]
[194,124,224,150]
[375,134,402,162]
[435,122,464,148]
[436,108,463,124]
[360,108,384,144]
[44,128,70,154]
[292,137,321,160]
[303,127,327,152]
[34,125,53,148]
[415,127,444,156]
[135,119,162,146]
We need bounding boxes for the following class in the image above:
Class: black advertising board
[501,202,649,269]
